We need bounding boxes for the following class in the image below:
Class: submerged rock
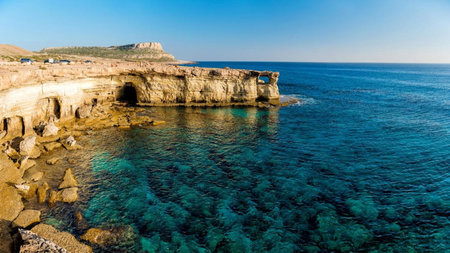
[58,168,78,189]
[30,224,92,253]
[0,182,24,221]
[46,157,60,165]
[58,187,78,203]
[13,209,41,228]
[37,182,50,203]
[44,142,62,152]
[80,228,114,246]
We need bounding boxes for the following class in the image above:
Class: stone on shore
[42,122,59,137]
[27,171,44,182]
[0,183,24,221]
[19,136,36,156]
[58,168,78,189]
[59,187,78,203]
[13,209,41,228]
[19,156,36,171]
[31,224,92,253]
[23,183,38,200]
[46,157,60,165]
[37,182,50,203]
[48,190,58,207]
[44,142,62,152]
[151,120,166,126]
[19,228,67,253]
[0,153,24,184]
[5,146,20,160]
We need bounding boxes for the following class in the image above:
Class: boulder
[28,146,41,159]
[28,171,44,182]
[42,122,59,137]
[80,228,114,246]
[19,159,36,171]
[31,224,92,253]
[13,209,41,228]
[19,228,67,253]
[23,183,38,200]
[0,183,24,221]
[44,142,62,152]
[76,105,92,119]
[19,136,36,155]
[0,153,24,184]
[80,226,136,246]
[48,190,58,207]
[5,145,20,160]
[58,187,78,203]
[58,168,78,189]
[37,182,50,203]
[46,157,60,165]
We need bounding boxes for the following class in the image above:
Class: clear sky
[1,0,450,63]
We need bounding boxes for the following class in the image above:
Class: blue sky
[1,0,450,62]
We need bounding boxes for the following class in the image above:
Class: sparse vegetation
[41,46,176,61]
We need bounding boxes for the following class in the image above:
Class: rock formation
[0,62,280,139]
[29,224,92,253]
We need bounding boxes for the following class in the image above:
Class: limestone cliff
[0,62,280,139]
[40,42,176,62]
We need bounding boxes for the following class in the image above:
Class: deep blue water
[46,63,449,252]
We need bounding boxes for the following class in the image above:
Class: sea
[43,62,450,252]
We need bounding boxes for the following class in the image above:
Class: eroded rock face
[76,105,92,119]
[0,183,24,221]
[30,224,92,253]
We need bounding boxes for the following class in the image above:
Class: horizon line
[190,60,450,65]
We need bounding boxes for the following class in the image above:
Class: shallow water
[44,63,449,252]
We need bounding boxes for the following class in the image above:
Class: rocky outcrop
[0,62,280,139]
[12,209,41,228]
[19,228,67,253]
[30,224,92,253]
[0,183,24,221]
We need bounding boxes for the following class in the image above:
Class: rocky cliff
[0,62,280,139]
[40,42,176,62]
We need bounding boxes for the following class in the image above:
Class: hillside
[40,42,176,62]
[0,44,33,56]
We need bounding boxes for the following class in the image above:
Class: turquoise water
[47,63,449,252]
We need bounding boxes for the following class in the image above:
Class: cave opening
[118,83,138,105]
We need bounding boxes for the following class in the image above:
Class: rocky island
[0,43,288,252]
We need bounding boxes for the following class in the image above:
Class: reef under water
[43,63,449,252]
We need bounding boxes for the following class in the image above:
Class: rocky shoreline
[0,61,298,252]
[0,102,173,252]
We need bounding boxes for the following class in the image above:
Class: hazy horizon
[1,0,450,63]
